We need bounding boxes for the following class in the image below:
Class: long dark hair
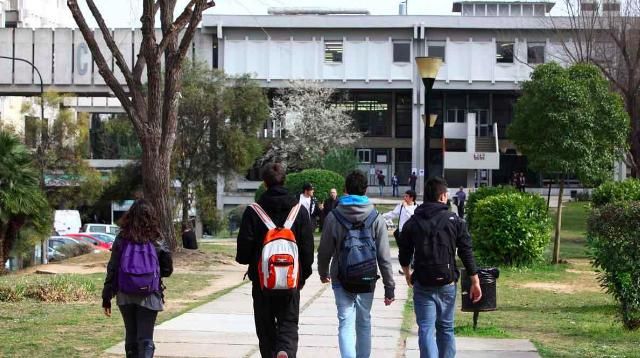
[118,199,160,243]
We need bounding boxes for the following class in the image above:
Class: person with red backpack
[102,199,174,358]
[236,163,315,358]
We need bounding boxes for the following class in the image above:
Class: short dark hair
[425,176,448,202]
[345,170,368,196]
[261,163,286,188]
[405,189,417,203]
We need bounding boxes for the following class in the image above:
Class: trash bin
[461,267,500,312]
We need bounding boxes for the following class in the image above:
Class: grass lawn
[401,199,640,358]
[0,245,240,357]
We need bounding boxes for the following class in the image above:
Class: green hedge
[588,202,640,330]
[592,179,640,207]
[255,169,345,203]
[466,185,518,229]
[471,193,552,267]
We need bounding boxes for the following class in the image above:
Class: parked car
[47,246,66,262]
[48,236,81,250]
[64,233,112,251]
[81,224,120,235]
[88,233,116,244]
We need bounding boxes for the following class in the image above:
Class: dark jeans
[119,304,158,353]
[457,203,465,218]
[252,282,300,358]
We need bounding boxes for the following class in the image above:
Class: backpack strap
[363,209,379,228]
[332,209,354,230]
[415,211,455,237]
[250,203,276,230]
[283,203,301,230]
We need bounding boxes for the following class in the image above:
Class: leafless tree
[66,0,215,250]
[550,0,640,176]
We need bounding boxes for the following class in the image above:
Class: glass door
[470,109,491,137]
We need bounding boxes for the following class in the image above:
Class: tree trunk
[140,139,176,251]
[0,217,26,272]
[629,96,640,178]
[552,178,564,264]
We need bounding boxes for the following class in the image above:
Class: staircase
[475,137,496,152]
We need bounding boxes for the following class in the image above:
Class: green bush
[592,179,640,207]
[587,202,640,330]
[0,274,97,303]
[471,193,552,267]
[255,169,345,203]
[466,185,518,229]
[56,243,94,259]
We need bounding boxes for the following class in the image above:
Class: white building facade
[204,1,570,190]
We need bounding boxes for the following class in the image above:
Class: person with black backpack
[317,170,395,358]
[399,177,482,358]
[102,199,174,358]
[236,163,315,358]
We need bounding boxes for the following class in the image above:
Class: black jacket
[398,202,477,282]
[236,186,315,287]
[322,197,338,218]
[102,236,174,308]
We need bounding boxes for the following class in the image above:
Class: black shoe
[138,340,155,358]
[398,269,404,275]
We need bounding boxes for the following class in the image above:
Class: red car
[64,233,112,251]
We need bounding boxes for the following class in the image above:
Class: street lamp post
[416,56,442,201]
[0,56,45,132]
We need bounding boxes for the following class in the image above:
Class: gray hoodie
[317,202,396,299]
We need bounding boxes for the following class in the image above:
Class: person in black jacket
[319,188,338,232]
[398,177,481,358]
[102,199,174,358]
[236,163,314,358]
[299,182,321,231]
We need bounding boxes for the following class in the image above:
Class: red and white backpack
[250,203,301,293]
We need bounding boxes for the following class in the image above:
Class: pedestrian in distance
[518,172,527,193]
[399,177,482,358]
[319,188,339,232]
[299,182,321,231]
[102,199,174,358]
[181,222,198,249]
[236,163,315,358]
[454,187,466,218]
[382,189,418,275]
[376,170,386,196]
[318,170,396,358]
[391,173,400,197]
[409,171,418,192]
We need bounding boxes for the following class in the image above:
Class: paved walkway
[106,255,539,357]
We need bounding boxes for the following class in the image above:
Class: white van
[53,210,82,235]
[82,224,120,235]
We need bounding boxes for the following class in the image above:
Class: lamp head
[416,56,442,80]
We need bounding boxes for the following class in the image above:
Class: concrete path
[107,254,540,357]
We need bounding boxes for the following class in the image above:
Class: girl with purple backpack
[102,199,173,358]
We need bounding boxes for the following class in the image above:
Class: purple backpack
[117,239,160,295]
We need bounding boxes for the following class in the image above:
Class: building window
[498,4,509,16]
[374,148,390,163]
[447,109,466,123]
[487,4,497,16]
[527,43,545,64]
[522,4,534,16]
[354,93,392,137]
[475,4,486,16]
[510,4,522,16]
[393,41,411,63]
[462,4,473,16]
[324,41,343,63]
[496,42,514,63]
[357,149,371,163]
[534,4,545,16]
[395,92,412,138]
[395,148,412,184]
[427,41,446,62]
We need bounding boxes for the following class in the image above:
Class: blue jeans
[332,283,374,358]
[392,185,399,197]
[413,282,457,358]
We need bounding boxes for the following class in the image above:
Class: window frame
[324,40,343,64]
[496,42,515,63]
[356,149,372,164]
[427,41,446,63]
[392,41,411,63]
[527,42,545,64]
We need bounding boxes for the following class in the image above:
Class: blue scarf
[339,195,370,206]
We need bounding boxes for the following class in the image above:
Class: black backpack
[413,211,458,286]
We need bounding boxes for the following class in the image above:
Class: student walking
[382,190,418,274]
[319,188,339,232]
[399,177,482,358]
[409,172,418,192]
[391,173,400,197]
[236,163,315,358]
[299,182,321,231]
[102,199,174,358]
[318,170,396,358]
[454,187,466,218]
[376,170,386,196]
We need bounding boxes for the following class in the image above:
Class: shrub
[471,193,552,267]
[587,202,640,330]
[466,185,518,229]
[255,169,345,203]
[56,243,94,259]
[592,179,640,207]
